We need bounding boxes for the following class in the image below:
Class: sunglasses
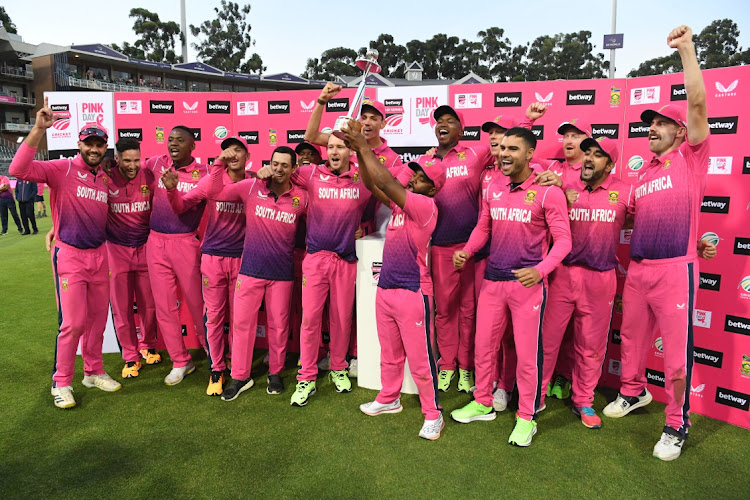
[79,128,108,140]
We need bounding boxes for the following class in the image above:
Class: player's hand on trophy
[667,25,693,49]
[319,82,342,103]
[34,97,60,131]
[526,102,548,120]
[341,119,365,151]
[512,267,542,287]
[160,167,179,190]
[453,250,469,269]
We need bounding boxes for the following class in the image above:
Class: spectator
[15,178,38,235]
[0,175,23,235]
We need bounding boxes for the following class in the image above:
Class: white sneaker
[348,358,358,378]
[419,414,445,440]
[164,361,196,386]
[82,373,122,392]
[653,430,685,461]
[603,389,653,418]
[51,386,76,409]
[360,398,403,416]
[493,388,509,412]
[317,353,331,371]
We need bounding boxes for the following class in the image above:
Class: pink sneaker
[574,406,602,429]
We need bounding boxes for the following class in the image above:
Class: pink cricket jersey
[378,191,438,295]
[293,161,371,261]
[216,167,308,281]
[143,154,208,234]
[0,175,13,200]
[167,165,248,258]
[372,138,403,169]
[564,175,633,271]
[630,138,710,261]
[106,167,155,247]
[10,143,109,249]
[418,144,492,246]
[464,173,572,281]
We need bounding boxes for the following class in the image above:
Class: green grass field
[1,215,749,499]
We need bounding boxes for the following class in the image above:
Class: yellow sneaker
[206,371,225,396]
[140,349,162,365]
[122,361,141,379]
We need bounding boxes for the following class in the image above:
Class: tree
[0,7,17,34]
[190,1,265,74]
[524,31,607,81]
[302,47,361,81]
[478,27,513,81]
[111,8,183,64]
[628,52,683,77]
[359,34,407,78]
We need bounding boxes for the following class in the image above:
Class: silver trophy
[332,49,382,139]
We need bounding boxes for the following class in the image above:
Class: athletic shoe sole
[419,420,445,440]
[603,391,653,418]
[361,404,403,416]
[82,378,122,392]
[509,426,537,447]
[290,387,317,407]
[221,379,254,401]
[451,411,497,424]
[164,364,196,386]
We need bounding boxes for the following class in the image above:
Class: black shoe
[22,231,30,235]
[32,229,38,235]
[17,229,22,234]
[267,373,284,395]
[221,377,254,401]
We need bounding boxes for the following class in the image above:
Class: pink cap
[221,136,249,151]
[580,136,620,165]
[433,105,464,125]
[408,161,446,193]
[557,118,592,137]
[640,103,687,128]
[79,124,108,142]
[481,115,517,133]
[361,98,385,118]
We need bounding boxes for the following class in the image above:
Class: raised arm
[9,97,61,184]
[166,171,210,214]
[342,119,405,208]
[669,26,709,144]
[304,82,342,147]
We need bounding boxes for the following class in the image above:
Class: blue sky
[7,0,750,77]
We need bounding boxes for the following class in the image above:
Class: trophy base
[332,115,355,140]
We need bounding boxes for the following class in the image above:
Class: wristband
[317,98,326,105]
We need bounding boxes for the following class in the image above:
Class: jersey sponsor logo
[693,346,723,368]
[494,92,522,107]
[699,272,721,291]
[237,101,259,116]
[150,100,174,113]
[535,92,553,103]
[708,116,738,135]
[567,89,596,105]
[591,124,619,139]
[206,101,230,114]
[287,130,305,143]
[701,196,730,213]
[320,174,331,181]
[646,368,665,387]
[671,84,687,101]
[708,156,732,174]
[734,237,750,256]
[454,93,482,109]
[608,191,619,204]
[725,314,750,335]
[326,98,349,112]
[524,190,537,204]
[239,131,259,144]
[492,191,502,199]
[268,100,290,114]
[257,191,268,199]
[714,79,738,97]
[629,86,660,105]
[715,387,749,411]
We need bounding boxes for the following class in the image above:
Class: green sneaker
[508,416,537,447]
[290,380,317,406]
[450,400,496,423]
[550,375,571,399]
[329,370,352,393]
[456,369,474,393]
[546,381,553,397]
[437,370,455,392]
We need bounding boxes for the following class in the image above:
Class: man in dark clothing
[15,178,38,235]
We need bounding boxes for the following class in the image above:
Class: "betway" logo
[628,122,650,138]
[725,314,750,335]
[494,92,522,107]
[591,124,619,138]
[287,130,306,143]
[117,128,143,140]
[715,387,750,410]
[693,346,723,368]
[238,131,259,144]
[671,84,687,101]
[700,196,730,214]
[646,368,665,387]
[699,272,721,291]
[268,101,290,114]
[150,100,174,113]
[207,101,230,113]
[462,126,480,141]
[567,90,596,105]
[708,116,739,135]
[326,98,349,112]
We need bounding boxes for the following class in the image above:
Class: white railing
[0,65,33,79]
[68,76,168,93]
[2,123,34,132]
[0,95,35,105]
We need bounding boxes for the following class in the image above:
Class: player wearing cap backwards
[106,138,160,380]
[536,137,632,428]
[142,126,209,386]
[207,146,307,401]
[417,105,494,394]
[479,104,546,412]
[10,98,122,408]
[305,82,402,169]
[450,127,571,447]
[341,120,445,440]
[162,136,252,396]
[603,25,711,461]
[534,115,592,401]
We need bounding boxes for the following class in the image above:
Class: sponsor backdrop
[44,66,748,428]
[45,91,116,155]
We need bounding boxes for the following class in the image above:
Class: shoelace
[580,407,596,417]
[211,371,222,383]
[297,381,311,392]
[554,375,567,387]
[439,372,450,381]
[660,434,681,447]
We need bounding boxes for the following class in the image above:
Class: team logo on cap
[191,170,200,180]
[742,354,750,376]
[608,191,619,204]
[663,159,672,170]
[378,155,386,165]
[61,278,68,291]
[203,276,209,287]
[425,160,435,167]
[352,172,360,183]
[524,190,537,205]
[292,196,300,208]
[457,152,467,160]
[141,185,150,197]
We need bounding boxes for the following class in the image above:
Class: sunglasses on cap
[79,128,108,141]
